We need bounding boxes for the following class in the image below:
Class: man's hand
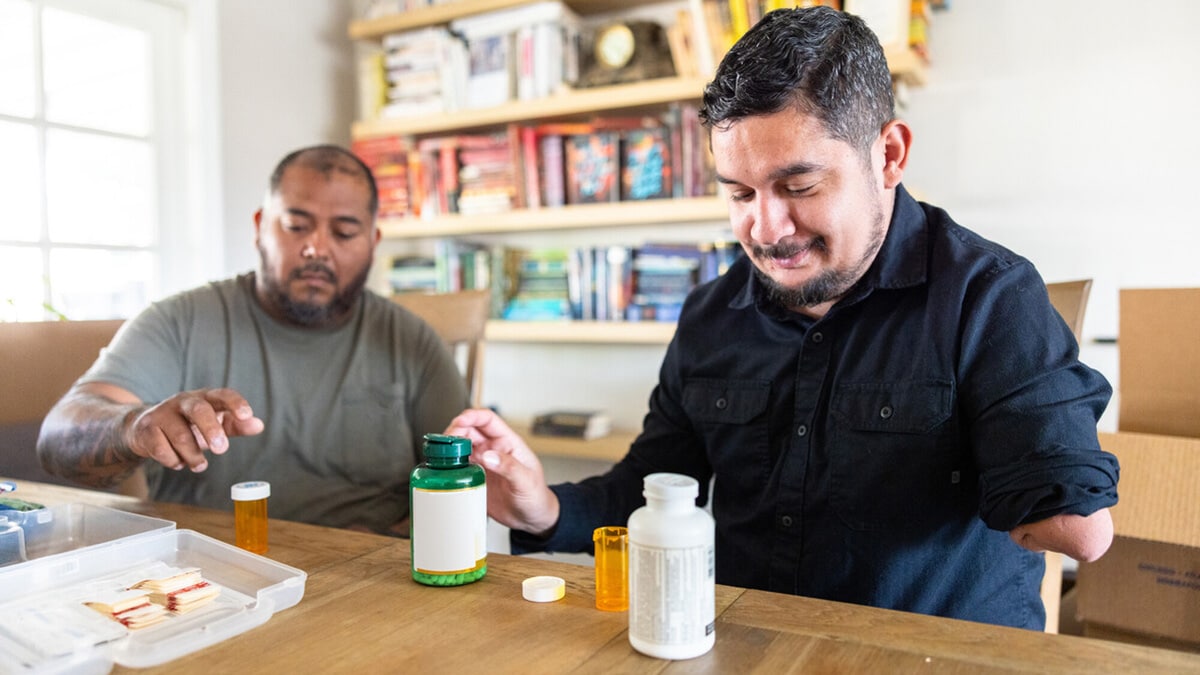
[444,408,559,536]
[38,382,265,488]
[125,388,265,472]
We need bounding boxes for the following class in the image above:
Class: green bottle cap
[422,433,473,459]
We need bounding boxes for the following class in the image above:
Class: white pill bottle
[627,472,715,660]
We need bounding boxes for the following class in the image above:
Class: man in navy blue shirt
[447,7,1118,630]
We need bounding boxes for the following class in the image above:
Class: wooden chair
[1045,279,1093,342]
[0,319,147,498]
[392,289,491,408]
[1036,278,1093,634]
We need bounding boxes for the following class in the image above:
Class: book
[621,127,672,201]
[565,132,620,204]
[351,135,412,219]
[389,255,439,294]
[450,1,581,109]
[531,410,612,440]
[625,243,703,322]
[502,249,572,320]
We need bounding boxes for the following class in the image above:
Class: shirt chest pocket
[828,380,964,531]
[336,383,412,485]
[682,378,771,494]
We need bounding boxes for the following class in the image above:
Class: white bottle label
[629,541,715,646]
[411,485,487,573]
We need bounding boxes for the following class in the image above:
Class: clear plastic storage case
[0,504,306,674]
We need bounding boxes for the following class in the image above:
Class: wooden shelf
[885,46,928,87]
[379,195,726,238]
[349,0,651,40]
[486,320,675,344]
[512,423,633,462]
[353,76,710,138]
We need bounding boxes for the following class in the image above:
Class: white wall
[215,0,358,276]
[902,0,1200,429]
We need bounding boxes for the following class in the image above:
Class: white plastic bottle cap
[231,481,271,501]
[643,472,699,500]
[522,576,565,603]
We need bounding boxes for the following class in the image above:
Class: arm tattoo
[40,394,147,489]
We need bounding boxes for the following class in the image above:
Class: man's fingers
[206,390,264,438]
[180,395,230,455]
[129,414,207,472]
[204,388,256,420]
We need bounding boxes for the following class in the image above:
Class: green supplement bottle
[410,433,487,586]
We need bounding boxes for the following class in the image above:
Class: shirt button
[796,424,808,437]
[811,332,824,343]
[880,405,894,419]
[715,397,728,410]
[780,515,794,528]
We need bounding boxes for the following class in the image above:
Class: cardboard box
[1119,288,1200,438]
[1075,431,1200,648]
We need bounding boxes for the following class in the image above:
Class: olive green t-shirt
[80,273,470,533]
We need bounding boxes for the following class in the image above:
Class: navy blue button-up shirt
[514,185,1118,630]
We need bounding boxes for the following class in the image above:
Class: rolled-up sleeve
[958,261,1118,531]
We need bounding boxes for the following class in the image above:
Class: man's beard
[257,257,370,327]
[751,207,886,310]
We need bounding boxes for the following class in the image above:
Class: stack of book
[350,135,412,221]
[531,410,612,441]
[400,239,743,322]
[449,1,581,110]
[378,27,466,119]
[625,244,704,322]
[388,255,438,294]
[502,249,572,320]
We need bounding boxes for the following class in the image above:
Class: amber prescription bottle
[410,433,487,586]
[593,526,629,611]
[231,480,270,554]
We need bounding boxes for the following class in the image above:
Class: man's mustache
[752,237,828,259]
[291,263,336,283]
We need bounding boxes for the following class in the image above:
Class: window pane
[45,129,155,246]
[43,7,151,136]
[49,248,153,320]
[0,245,46,321]
[0,0,35,118]
[0,121,42,242]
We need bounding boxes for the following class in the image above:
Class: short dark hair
[268,144,379,217]
[700,7,895,153]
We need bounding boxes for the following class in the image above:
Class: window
[0,0,216,321]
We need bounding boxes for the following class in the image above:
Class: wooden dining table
[4,478,1199,674]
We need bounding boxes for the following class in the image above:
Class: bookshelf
[486,319,675,344]
[350,0,929,342]
[350,0,929,238]
[354,76,712,138]
[512,423,636,462]
[380,195,725,238]
[350,0,660,40]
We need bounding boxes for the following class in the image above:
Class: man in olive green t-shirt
[37,145,468,534]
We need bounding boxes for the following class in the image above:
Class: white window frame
[1,0,221,320]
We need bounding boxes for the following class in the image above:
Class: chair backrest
[1038,279,1093,634]
[1045,279,1093,342]
[392,290,491,408]
[0,319,124,426]
[0,319,148,498]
